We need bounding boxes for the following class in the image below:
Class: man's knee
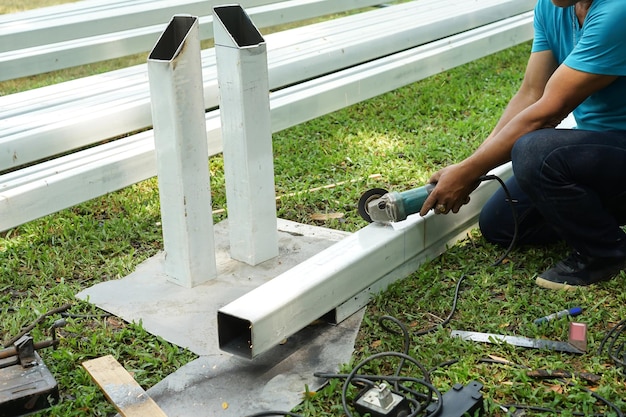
[478,208,509,246]
[479,190,515,247]
[511,131,551,190]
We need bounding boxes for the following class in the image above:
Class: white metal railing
[0,11,534,233]
[0,0,386,81]
[0,0,534,173]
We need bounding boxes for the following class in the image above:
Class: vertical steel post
[213,5,279,266]
[147,15,217,287]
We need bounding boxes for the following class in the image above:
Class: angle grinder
[358,183,435,224]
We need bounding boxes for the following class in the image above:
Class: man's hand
[419,162,480,216]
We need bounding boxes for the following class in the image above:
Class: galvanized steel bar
[214,5,278,265]
[0,0,535,172]
[217,164,513,358]
[0,0,277,52]
[269,13,534,131]
[0,0,387,82]
[147,16,217,287]
[0,12,532,232]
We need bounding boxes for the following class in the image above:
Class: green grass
[0,0,78,14]
[1,3,626,417]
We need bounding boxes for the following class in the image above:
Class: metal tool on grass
[451,330,585,354]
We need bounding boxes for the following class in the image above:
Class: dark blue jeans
[479,128,626,259]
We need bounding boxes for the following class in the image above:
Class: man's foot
[536,251,626,290]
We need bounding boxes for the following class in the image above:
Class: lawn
[1,2,625,417]
[0,0,79,14]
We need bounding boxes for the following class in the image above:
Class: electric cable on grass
[597,317,626,374]
[315,316,452,417]
[251,175,624,416]
[483,175,625,382]
[318,314,624,417]
[502,383,625,417]
[482,176,625,377]
[3,303,72,347]
[341,351,442,417]
[412,276,466,337]
[471,179,624,416]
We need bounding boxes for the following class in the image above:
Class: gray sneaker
[536,251,626,290]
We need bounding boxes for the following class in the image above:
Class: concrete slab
[77,218,351,356]
[147,309,364,417]
[77,218,362,416]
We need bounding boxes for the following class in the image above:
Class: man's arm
[486,50,559,141]
[420,51,618,215]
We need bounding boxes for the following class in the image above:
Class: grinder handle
[397,183,435,220]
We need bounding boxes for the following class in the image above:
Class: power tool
[358,183,435,224]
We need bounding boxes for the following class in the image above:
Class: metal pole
[213,5,279,266]
[147,15,217,288]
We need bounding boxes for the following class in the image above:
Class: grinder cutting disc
[357,188,388,223]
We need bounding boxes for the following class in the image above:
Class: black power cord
[341,351,442,417]
[410,277,466,337]
[315,316,452,417]
[477,174,519,267]
[3,303,72,347]
[248,174,625,417]
[597,318,626,374]
[502,387,624,417]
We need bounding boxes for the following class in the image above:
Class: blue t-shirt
[532,0,626,131]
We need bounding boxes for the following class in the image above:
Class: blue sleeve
[565,0,626,76]
[531,0,550,53]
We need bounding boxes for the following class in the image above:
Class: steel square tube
[0,13,532,231]
[0,0,387,81]
[218,164,513,358]
[0,0,534,172]
[214,4,278,265]
[147,16,217,287]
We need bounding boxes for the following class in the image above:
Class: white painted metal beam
[0,12,533,231]
[0,0,535,172]
[0,0,387,82]
[269,12,534,131]
[214,5,279,265]
[147,16,217,287]
[0,0,278,52]
[218,163,514,358]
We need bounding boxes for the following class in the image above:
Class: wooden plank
[82,355,168,417]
